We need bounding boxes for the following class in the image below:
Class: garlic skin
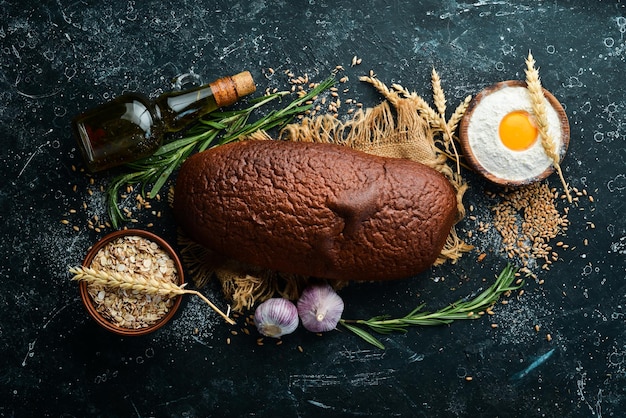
[254,298,299,338]
[297,284,344,333]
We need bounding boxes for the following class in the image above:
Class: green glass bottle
[72,71,256,172]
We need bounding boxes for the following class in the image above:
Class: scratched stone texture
[1,0,625,417]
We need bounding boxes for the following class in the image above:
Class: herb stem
[340,264,522,349]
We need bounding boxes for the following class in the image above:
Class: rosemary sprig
[107,76,335,228]
[340,264,522,349]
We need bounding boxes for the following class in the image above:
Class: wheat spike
[390,82,411,96]
[431,68,447,116]
[429,69,461,174]
[392,83,439,124]
[70,266,236,325]
[447,95,472,133]
[386,81,440,125]
[359,75,397,105]
[524,51,572,203]
[409,94,441,124]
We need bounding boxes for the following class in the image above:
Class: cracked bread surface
[174,140,457,281]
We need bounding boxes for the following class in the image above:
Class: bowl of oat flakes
[79,229,184,336]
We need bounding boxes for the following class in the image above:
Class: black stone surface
[1,1,625,417]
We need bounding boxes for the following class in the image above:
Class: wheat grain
[525,51,572,203]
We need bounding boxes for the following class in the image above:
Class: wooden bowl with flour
[459,80,570,187]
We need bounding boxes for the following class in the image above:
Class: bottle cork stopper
[212,71,256,108]
[232,71,256,97]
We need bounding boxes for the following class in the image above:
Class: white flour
[467,86,564,182]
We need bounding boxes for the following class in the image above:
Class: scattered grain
[488,182,570,276]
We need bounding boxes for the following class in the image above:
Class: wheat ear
[70,266,236,325]
[524,51,572,203]
[431,68,447,116]
[359,75,398,105]
[447,95,472,133]
[431,69,461,175]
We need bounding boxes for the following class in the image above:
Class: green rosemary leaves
[340,264,522,349]
[107,76,335,228]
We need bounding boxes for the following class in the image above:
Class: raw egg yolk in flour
[498,110,538,151]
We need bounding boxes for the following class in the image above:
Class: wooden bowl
[79,229,184,336]
[458,80,570,186]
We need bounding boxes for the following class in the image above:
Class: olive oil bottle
[73,71,256,172]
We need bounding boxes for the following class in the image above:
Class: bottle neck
[153,71,256,133]
[153,84,218,132]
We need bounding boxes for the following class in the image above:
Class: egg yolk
[498,110,538,151]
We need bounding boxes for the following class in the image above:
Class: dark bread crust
[174,140,458,281]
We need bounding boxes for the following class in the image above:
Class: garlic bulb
[254,298,299,338]
[297,283,344,333]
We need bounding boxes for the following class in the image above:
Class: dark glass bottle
[72,71,256,172]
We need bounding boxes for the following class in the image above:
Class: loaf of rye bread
[174,140,458,281]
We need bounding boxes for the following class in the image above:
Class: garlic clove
[254,298,299,338]
[297,283,344,333]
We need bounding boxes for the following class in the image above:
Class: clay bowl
[458,80,570,187]
[79,229,184,336]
